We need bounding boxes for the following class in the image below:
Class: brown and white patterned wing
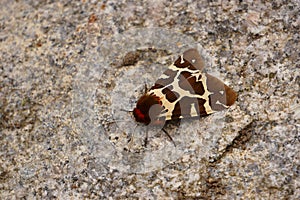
[147,48,237,121]
[150,48,205,91]
[205,74,237,112]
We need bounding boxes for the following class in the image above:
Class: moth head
[133,94,163,125]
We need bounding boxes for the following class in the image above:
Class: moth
[133,48,237,126]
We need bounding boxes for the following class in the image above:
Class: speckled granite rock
[0,0,299,199]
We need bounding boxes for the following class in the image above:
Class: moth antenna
[162,128,176,147]
[127,124,138,152]
[112,119,132,123]
[120,108,133,113]
[144,83,148,93]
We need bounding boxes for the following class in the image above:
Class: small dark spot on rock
[268,72,277,79]
[0,170,8,180]
[36,41,42,47]
[225,115,234,123]
[295,76,300,86]
[88,14,97,23]
[101,4,106,10]
[121,51,140,66]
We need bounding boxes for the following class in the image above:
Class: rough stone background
[0,0,299,199]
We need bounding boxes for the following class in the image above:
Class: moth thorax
[133,94,163,125]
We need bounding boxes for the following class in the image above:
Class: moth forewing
[182,48,205,71]
[205,74,237,111]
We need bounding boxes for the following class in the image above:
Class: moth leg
[125,124,138,152]
[143,126,149,147]
[162,128,176,147]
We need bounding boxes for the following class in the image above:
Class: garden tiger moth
[133,48,237,126]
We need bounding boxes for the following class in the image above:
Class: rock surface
[0,0,299,199]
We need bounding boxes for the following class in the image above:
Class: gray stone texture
[0,0,299,199]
